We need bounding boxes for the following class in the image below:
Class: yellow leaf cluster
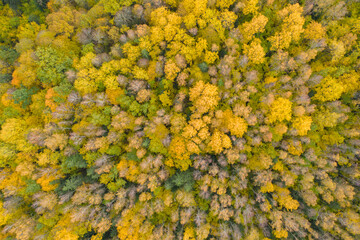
[181,0,208,17]
[268,3,305,50]
[0,118,32,151]
[183,226,196,240]
[37,174,59,191]
[216,0,236,9]
[0,171,26,196]
[204,50,218,64]
[268,32,292,50]
[248,152,273,170]
[243,0,259,15]
[122,42,141,63]
[164,59,181,80]
[207,129,232,154]
[241,14,268,43]
[287,141,303,156]
[273,229,288,239]
[243,38,266,65]
[339,72,360,93]
[106,88,124,104]
[117,203,154,240]
[164,0,178,7]
[0,118,26,145]
[274,186,299,211]
[159,91,172,107]
[292,116,312,136]
[54,229,79,240]
[74,69,98,95]
[189,80,220,114]
[167,136,192,171]
[304,21,326,40]
[279,4,304,42]
[0,202,10,226]
[272,161,285,172]
[219,10,237,29]
[261,182,275,193]
[222,109,248,137]
[46,6,76,37]
[313,76,344,102]
[268,97,292,123]
[11,50,37,87]
[117,159,140,182]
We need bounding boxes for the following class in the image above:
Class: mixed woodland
[0,0,359,239]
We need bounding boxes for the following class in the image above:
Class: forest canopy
[0,0,359,239]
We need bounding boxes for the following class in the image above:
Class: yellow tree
[0,118,33,151]
[267,97,292,123]
[292,116,312,136]
[207,129,232,154]
[167,135,192,171]
[240,14,268,43]
[268,3,305,50]
[46,6,79,38]
[313,76,344,102]
[189,80,220,114]
[243,38,266,65]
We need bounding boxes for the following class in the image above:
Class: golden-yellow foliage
[292,116,312,136]
[268,97,292,123]
[189,80,220,114]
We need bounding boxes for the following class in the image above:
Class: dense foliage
[0,0,359,239]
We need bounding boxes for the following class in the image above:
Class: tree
[167,136,192,171]
[11,50,38,87]
[54,229,79,240]
[313,76,344,102]
[268,3,305,50]
[189,80,220,114]
[267,97,292,123]
[304,21,326,40]
[240,14,268,43]
[207,129,232,154]
[116,203,154,240]
[243,38,266,65]
[292,116,312,136]
[0,118,33,151]
[46,6,79,38]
